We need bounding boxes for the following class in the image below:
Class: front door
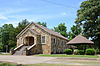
[25,37,34,46]
[29,37,34,45]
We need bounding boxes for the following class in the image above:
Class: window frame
[41,35,46,44]
[53,38,56,44]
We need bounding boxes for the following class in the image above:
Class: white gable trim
[16,23,33,38]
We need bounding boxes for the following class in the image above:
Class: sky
[0,0,86,31]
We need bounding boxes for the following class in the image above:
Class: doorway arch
[25,36,34,46]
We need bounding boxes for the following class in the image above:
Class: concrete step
[14,46,30,55]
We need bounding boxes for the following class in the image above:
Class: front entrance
[25,36,34,46]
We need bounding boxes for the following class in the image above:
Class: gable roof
[19,28,40,37]
[29,29,40,35]
[16,22,68,41]
[33,22,68,40]
[67,35,94,45]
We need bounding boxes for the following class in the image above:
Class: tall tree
[1,24,16,52]
[67,25,82,40]
[0,19,30,52]
[0,27,3,51]
[16,19,30,34]
[53,23,67,37]
[37,22,47,27]
[75,0,100,49]
[67,32,74,40]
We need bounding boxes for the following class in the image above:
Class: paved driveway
[0,55,100,66]
[0,55,55,64]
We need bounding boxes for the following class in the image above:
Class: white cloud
[0,15,8,20]
[0,21,19,27]
[0,8,31,15]
[60,12,67,16]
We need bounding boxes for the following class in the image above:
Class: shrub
[95,49,100,54]
[77,50,84,55]
[64,49,73,55]
[73,49,78,55]
[86,49,95,55]
[73,49,84,55]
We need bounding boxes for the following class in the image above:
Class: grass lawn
[36,54,99,58]
[0,62,16,66]
[31,63,80,66]
[1,62,100,66]
[0,63,71,66]
[0,53,11,55]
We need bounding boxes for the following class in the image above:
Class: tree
[0,27,3,51]
[16,19,30,33]
[67,32,74,40]
[37,22,47,27]
[53,23,67,37]
[0,19,30,52]
[67,25,82,40]
[75,0,100,49]
[1,24,16,52]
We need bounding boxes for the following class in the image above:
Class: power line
[39,0,78,9]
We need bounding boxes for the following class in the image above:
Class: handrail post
[10,48,15,55]
[26,48,30,56]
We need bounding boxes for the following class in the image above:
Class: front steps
[13,46,30,55]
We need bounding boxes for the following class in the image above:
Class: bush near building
[64,49,73,55]
[86,49,95,55]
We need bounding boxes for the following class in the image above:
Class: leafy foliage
[74,49,84,55]
[37,22,47,27]
[0,19,30,52]
[16,19,30,33]
[75,0,100,49]
[67,25,82,40]
[1,24,16,52]
[77,50,84,55]
[53,23,67,37]
[95,48,100,54]
[86,49,95,55]
[64,49,73,55]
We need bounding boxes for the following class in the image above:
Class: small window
[52,38,56,44]
[62,40,64,44]
[41,36,46,44]
[53,38,56,44]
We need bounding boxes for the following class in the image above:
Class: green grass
[0,53,11,55]
[1,62,100,66]
[36,54,99,58]
[0,63,82,66]
[0,63,68,66]
[0,62,28,66]
[32,63,79,66]
[0,62,16,66]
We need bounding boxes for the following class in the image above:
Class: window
[51,38,56,44]
[54,38,56,44]
[53,38,56,44]
[62,40,64,44]
[41,36,46,44]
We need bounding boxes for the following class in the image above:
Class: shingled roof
[67,35,94,45]
[32,22,68,40]
[16,22,68,41]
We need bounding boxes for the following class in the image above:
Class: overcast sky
[0,0,86,31]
